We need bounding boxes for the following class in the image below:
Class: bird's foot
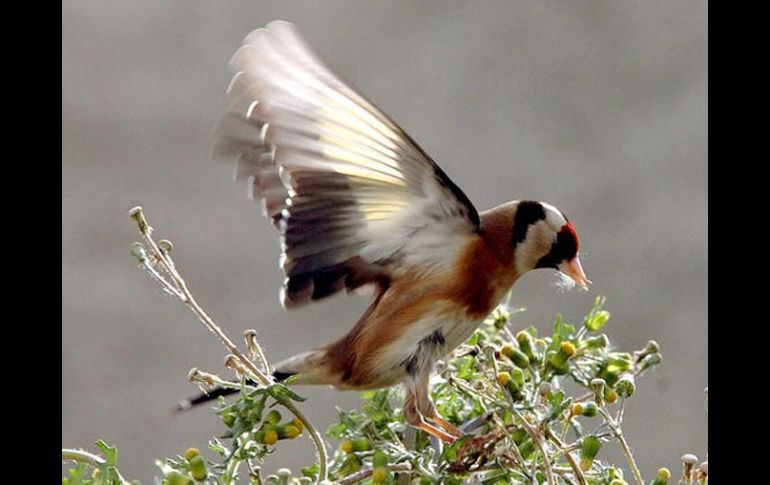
[426,415,464,439]
[414,421,458,443]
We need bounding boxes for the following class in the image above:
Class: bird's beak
[557,257,591,290]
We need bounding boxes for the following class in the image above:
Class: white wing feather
[212,21,480,307]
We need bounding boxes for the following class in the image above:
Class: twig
[509,407,555,485]
[545,427,587,485]
[597,405,643,485]
[129,206,328,483]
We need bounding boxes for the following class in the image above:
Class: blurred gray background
[62,1,707,481]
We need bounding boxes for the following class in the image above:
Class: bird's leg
[404,390,457,443]
[411,373,464,439]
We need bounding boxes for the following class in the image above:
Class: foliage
[61,207,708,485]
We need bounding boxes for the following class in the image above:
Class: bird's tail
[175,348,336,412]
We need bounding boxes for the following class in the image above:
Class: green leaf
[301,463,320,480]
[94,440,118,466]
[267,383,307,402]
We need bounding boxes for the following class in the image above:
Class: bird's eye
[535,223,579,269]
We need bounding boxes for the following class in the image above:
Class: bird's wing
[212,21,480,308]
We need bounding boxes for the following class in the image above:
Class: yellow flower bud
[183,448,200,461]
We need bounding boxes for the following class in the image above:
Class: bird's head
[509,200,590,290]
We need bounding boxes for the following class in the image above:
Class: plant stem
[129,207,328,483]
[545,427,586,485]
[62,449,130,485]
[597,406,644,485]
[62,448,106,467]
[509,407,555,485]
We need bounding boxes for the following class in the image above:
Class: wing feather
[213,21,479,308]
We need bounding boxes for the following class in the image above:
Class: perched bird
[207,21,590,442]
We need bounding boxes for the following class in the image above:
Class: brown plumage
[209,21,591,442]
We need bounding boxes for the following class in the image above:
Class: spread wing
[212,21,480,308]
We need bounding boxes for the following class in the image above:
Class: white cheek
[514,222,553,274]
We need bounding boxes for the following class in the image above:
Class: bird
[203,20,590,443]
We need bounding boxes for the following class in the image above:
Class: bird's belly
[367,311,484,383]
[441,316,485,353]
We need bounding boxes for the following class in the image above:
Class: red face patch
[560,222,579,252]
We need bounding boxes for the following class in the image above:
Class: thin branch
[545,427,587,485]
[597,405,644,485]
[509,407,555,485]
[129,206,328,483]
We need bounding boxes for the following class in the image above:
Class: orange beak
[557,257,591,290]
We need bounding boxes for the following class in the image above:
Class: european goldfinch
[206,21,590,442]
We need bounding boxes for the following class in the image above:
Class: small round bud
[516,331,539,362]
[164,471,193,485]
[371,467,388,483]
[502,344,530,368]
[640,353,662,371]
[129,206,149,233]
[644,340,660,355]
[657,467,671,479]
[223,354,237,369]
[277,424,301,439]
[291,417,304,432]
[582,334,609,349]
[581,402,598,417]
[681,453,698,465]
[255,430,278,445]
[276,468,291,477]
[571,403,584,416]
[699,462,708,474]
[129,242,147,262]
[351,437,371,452]
[373,450,388,468]
[265,410,282,425]
[183,448,200,460]
[548,341,576,373]
[188,455,208,481]
[341,440,354,454]
[579,436,602,471]
[650,467,671,485]
[604,388,618,404]
[615,374,636,398]
[497,372,511,386]
[220,411,236,428]
[561,341,576,356]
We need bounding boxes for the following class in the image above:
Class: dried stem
[129,206,328,483]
